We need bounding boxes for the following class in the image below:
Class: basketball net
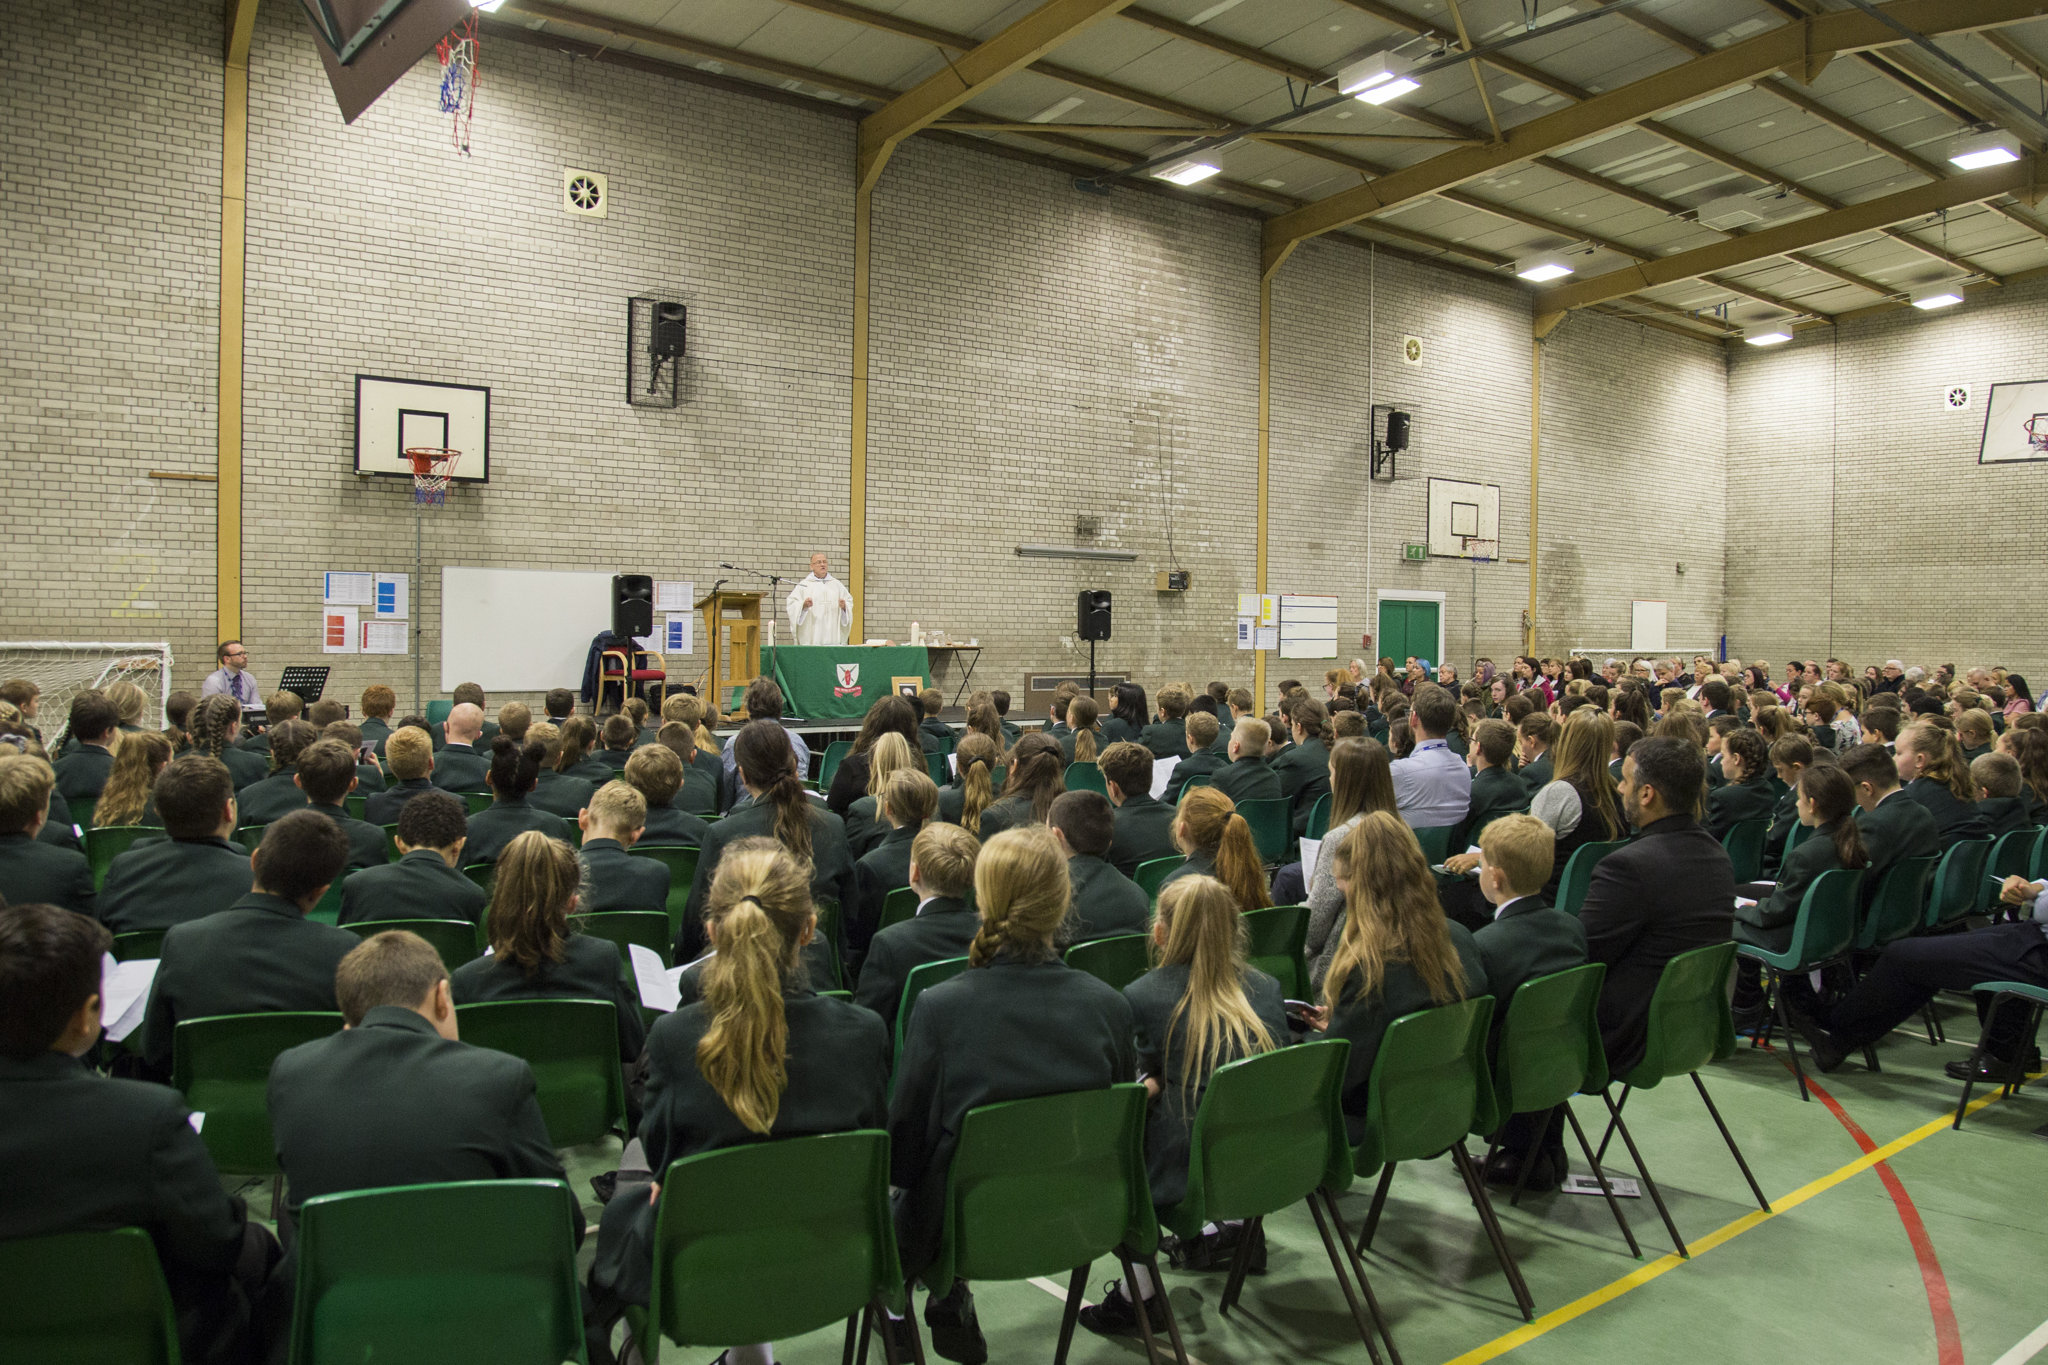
[2028,415,2048,454]
[1461,537,1498,563]
[405,448,461,506]
[436,13,479,155]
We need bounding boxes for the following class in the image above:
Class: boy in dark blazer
[654,723,720,818]
[97,755,253,934]
[991,690,1023,745]
[1049,791,1151,943]
[1100,742,1178,878]
[1139,686,1191,760]
[1163,712,1224,805]
[1210,718,1282,805]
[917,689,953,756]
[854,823,982,1036]
[1762,734,1814,876]
[576,781,671,916]
[429,704,491,792]
[623,746,711,847]
[137,810,358,1077]
[1972,753,2034,838]
[297,739,395,872]
[0,754,94,914]
[321,721,385,793]
[339,791,485,927]
[0,904,282,1365]
[269,930,575,1237]
[232,719,319,825]
[1514,713,1556,796]
[364,725,437,825]
[358,684,397,756]
[591,715,638,773]
[1453,719,1530,849]
[52,692,120,804]
[1843,743,1941,906]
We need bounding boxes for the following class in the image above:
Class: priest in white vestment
[785,553,853,646]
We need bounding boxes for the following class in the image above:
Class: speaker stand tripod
[1088,639,1096,705]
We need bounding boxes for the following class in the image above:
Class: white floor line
[1994,1317,2048,1365]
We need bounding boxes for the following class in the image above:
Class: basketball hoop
[405,448,460,506]
[1461,537,1499,564]
[435,12,479,155]
[2027,415,2048,454]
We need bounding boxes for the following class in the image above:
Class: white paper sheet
[323,571,374,606]
[100,954,157,1043]
[1300,836,1323,886]
[1151,756,1179,799]
[1254,626,1278,651]
[630,944,680,1013]
[189,1112,205,1134]
[663,612,692,655]
[372,572,409,619]
[323,606,358,654]
[1236,617,1254,650]
[654,580,693,612]
[361,620,408,655]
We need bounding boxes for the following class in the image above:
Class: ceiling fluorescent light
[1948,129,2020,170]
[1028,96,1085,124]
[1338,51,1420,105]
[1514,254,1574,282]
[470,0,507,10]
[1910,285,1965,310]
[1744,324,1793,346]
[1015,544,1140,562]
[1697,193,1765,230]
[1153,159,1220,186]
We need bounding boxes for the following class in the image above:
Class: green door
[1377,598,1441,667]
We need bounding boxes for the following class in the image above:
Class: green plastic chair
[463,792,494,816]
[0,1227,180,1365]
[1556,839,1629,918]
[110,928,166,962]
[1985,827,2041,916]
[1856,855,1936,951]
[1739,869,1868,1095]
[1721,818,1770,883]
[627,1132,911,1364]
[878,884,921,933]
[1351,994,1532,1321]
[455,1000,627,1148]
[343,792,367,820]
[926,754,950,787]
[1951,980,2048,1130]
[1176,775,1212,804]
[85,825,157,890]
[1925,838,1994,931]
[1064,761,1108,795]
[817,989,853,1002]
[1595,940,1770,1258]
[629,844,700,940]
[571,911,671,968]
[1485,964,1640,1257]
[1303,792,1333,840]
[378,823,402,861]
[66,795,97,834]
[1782,817,1811,861]
[2030,826,2048,881]
[290,1179,586,1365]
[340,917,480,970]
[1163,1040,1396,1358]
[426,700,454,726]
[461,861,496,898]
[1133,855,1185,906]
[235,821,267,852]
[1064,933,1152,992]
[1411,823,1456,867]
[926,1086,1183,1365]
[812,896,844,990]
[1242,903,1311,1000]
[817,740,855,791]
[306,870,350,927]
[172,1012,346,1175]
[1237,797,1293,865]
[891,956,971,1074]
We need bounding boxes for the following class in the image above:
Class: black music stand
[278,666,331,708]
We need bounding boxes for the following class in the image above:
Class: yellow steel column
[1254,274,1270,708]
[218,0,258,644]
[849,183,870,643]
[1525,335,1541,656]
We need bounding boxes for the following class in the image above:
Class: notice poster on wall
[323,606,359,653]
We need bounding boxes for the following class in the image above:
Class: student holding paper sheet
[1730,765,1870,1026]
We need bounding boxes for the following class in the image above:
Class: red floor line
[1779,1054,1964,1365]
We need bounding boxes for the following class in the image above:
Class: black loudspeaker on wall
[651,303,688,361]
[1076,590,1113,641]
[613,574,654,638]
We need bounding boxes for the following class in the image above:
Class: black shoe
[589,1171,619,1205]
[1730,1001,1769,1035]
[1484,1147,1565,1193]
[1077,1283,1169,1338]
[873,1315,921,1364]
[1781,1000,1847,1073]
[924,1283,987,1365]
[1946,1050,2041,1082]
[1481,1150,1524,1187]
[1170,1222,1264,1273]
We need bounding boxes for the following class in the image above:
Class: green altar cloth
[758,646,931,721]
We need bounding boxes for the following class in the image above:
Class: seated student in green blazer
[1731,765,1871,1028]
[52,692,120,805]
[1514,712,1556,796]
[1158,786,1272,913]
[573,782,670,917]
[1842,742,1940,914]
[843,732,921,859]
[1047,789,1152,943]
[1896,722,1992,849]
[1703,714,1742,789]
[991,689,1023,745]
[0,903,283,1365]
[1220,687,1254,757]
[296,739,395,872]
[237,689,303,759]
[854,822,982,1036]
[524,721,596,820]
[1059,695,1104,769]
[358,684,396,756]
[1271,697,1333,836]
[655,706,720,817]
[1139,685,1191,761]
[851,767,936,961]
[937,732,1002,832]
[365,724,437,826]
[1163,711,1225,805]
[1102,683,1148,749]
[1042,684,1077,757]
[320,721,385,793]
[451,682,500,750]
[1972,752,2034,838]
[1761,733,1814,876]
[233,719,319,826]
[339,790,485,927]
[589,714,639,774]
[1957,708,1996,768]
[137,810,359,1077]
[183,693,269,791]
[917,688,953,756]
[451,829,646,1070]
[549,715,614,785]
[98,755,253,934]
[84,729,169,834]
[1703,728,1778,841]
[1209,717,1282,807]
[1470,814,1587,1192]
[428,704,492,791]
[1081,874,1288,1336]
[884,827,1136,1364]
[975,732,1066,842]
[0,754,94,914]
[461,737,572,865]
[622,745,711,847]
[270,929,575,1238]
[1100,741,1178,878]
[589,838,889,1339]
[1452,718,1531,849]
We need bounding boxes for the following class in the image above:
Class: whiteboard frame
[1630,599,1669,653]
[355,375,491,482]
[440,567,615,692]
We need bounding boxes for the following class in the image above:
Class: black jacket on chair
[97,836,252,934]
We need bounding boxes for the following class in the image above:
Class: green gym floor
[241,1000,2048,1365]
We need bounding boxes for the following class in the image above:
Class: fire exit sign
[1402,543,1427,562]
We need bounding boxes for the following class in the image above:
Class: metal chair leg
[1768,968,1812,1102]
[844,1308,862,1365]
[1451,1142,1534,1321]
[1306,1193,1386,1365]
[1141,1251,1189,1365]
[1594,1084,1632,1165]
[1600,1086,1686,1257]
[1508,1106,1555,1208]
[1052,1264,1089,1365]
[1219,1216,1260,1315]
[1114,1250,1167,1365]
[1562,1100,1640,1259]
[1318,1190,1405,1365]
[1691,1072,1770,1212]
[1359,1162,1398,1250]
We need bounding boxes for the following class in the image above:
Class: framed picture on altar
[893,677,924,700]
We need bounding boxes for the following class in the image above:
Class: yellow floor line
[1442,1085,2022,1365]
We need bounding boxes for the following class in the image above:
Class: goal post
[0,642,175,732]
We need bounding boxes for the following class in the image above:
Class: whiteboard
[1630,600,1668,653]
[441,567,616,692]
[1279,594,1340,660]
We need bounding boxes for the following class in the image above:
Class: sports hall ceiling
[485,0,2048,340]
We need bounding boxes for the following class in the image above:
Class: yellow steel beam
[1532,157,2041,324]
[1260,0,2048,276]
[856,0,1138,193]
[218,0,259,646]
[1254,275,1269,709]
[1526,335,1540,655]
[849,186,870,643]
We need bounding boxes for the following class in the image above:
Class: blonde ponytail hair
[1068,696,1101,765]
[1155,875,1276,1090]
[865,731,918,798]
[968,826,1070,967]
[696,837,814,1135]
[1173,788,1272,911]
[952,733,1000,833]
[1321,812,1468,1010]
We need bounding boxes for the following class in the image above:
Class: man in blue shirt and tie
[1391,685,1471,831]
[200,641,261,709]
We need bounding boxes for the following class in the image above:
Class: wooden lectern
[698,590,763,709]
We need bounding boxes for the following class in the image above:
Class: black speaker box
[1077,590,1112,641]
[613,574,654,637]
[651,303,688,360]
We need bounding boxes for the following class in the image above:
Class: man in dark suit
[0,903,283,1365]
[1048,791,1151,943]
[232,719,318,825]
[364,724,437,825]
[1841,743,1940,907]
[268,929,577,1237]
[0,754,95,914]
[1163,712,1224,805]
[1453,719,1530,848]
[430,703,492,792]
[577,781,670,915]
[1579,737,1733,1077]
[854,824,982,1036]
[52,692,120,804]
[137,810,359,1076]
[297,739,395,871]
[623,746,711,846]
[98,756,252,934]
[1100,742,1177,878]
[1210,718,1282,806]
[339,791,485,927]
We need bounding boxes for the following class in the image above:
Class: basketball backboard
[1978,379,2048,464]
[354,375,489,483]
[1426,477,1500,558]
